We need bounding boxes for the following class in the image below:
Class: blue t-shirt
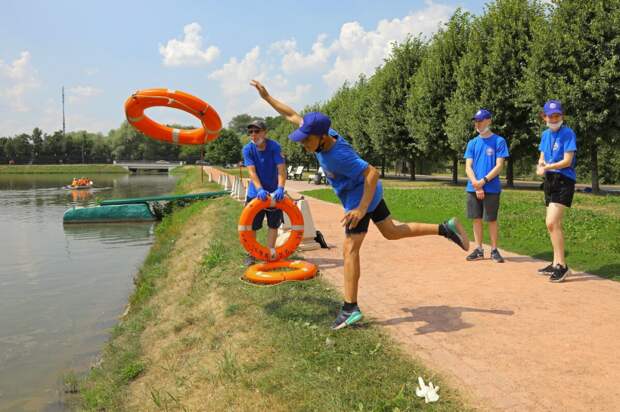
[538,125,577,182]
[316,129,383,212]
[242,138,284,198]
[464,134,510,193]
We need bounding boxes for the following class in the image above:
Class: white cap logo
[550,103,557,109]
[476,110,482,116]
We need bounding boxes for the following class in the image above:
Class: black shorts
[245,197,283,230]
[544,173,575,207]
[467,192,500,222]
[345,199,391,235]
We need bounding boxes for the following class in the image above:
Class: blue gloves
[256,188,269,201]
[272,186,285,202]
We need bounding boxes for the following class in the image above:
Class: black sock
[438,223,447,237]
[343,301,357,311]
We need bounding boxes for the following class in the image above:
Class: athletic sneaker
[331,305,363,330]
[549,264,570,283]
[244,254,256,266]
[441,218,470,251]
[537,263,555,275]
[490,249,504,263]
[466,248,484,261]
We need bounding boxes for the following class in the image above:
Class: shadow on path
[375,305,514,335]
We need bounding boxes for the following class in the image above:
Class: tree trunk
[452,154,458,185]
[381,157,385,178]
[591,143,600,193]
[506,157,514,188]
[409,157,416,181]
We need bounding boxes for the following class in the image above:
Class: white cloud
[208,46,264,97]
[67,85,102,103]
[268,1,453,90]
[0,51,40,112]
[208,47,312,123]
[159,22,220,67]
[272,35,331,73]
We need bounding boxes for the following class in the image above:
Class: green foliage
[520,0,620,190]
[204,128,243,165]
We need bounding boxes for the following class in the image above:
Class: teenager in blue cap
[464,109,510,263]
[535,99,577,282]
[251,80,470,330]
[242,119,287,266]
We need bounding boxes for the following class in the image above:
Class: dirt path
[210,168,620,411]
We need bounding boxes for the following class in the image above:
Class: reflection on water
[0,173,177,411]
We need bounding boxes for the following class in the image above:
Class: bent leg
[375,217,438,240]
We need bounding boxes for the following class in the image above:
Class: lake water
[0,174,177,411]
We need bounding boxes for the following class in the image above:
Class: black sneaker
[331,305,363,330]
[466,248,484,261]
[441,218,470,251]
[490,249,504,263]
[549,264,570,283]
[537,263,555,275]
[244,254,256,266]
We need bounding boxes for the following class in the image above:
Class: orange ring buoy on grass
[238,197,304,261]
[124,88,222,145]
[245,260,317,285]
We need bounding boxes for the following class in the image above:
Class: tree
[446,0,545,187]
[521,0,620,192]
[368,36,426,179]
[204,129,243,165]
[407,10,473,183]
[228,114,263,136]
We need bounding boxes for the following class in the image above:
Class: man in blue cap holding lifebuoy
[251,80,470,330]
[242,119,287,266]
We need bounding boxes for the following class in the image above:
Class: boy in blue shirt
[535,100,577,282]
[251,80,470,330]
[464,109,510,263]
[242,119,287,266]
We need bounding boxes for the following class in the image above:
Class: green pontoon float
[63,191,228,224]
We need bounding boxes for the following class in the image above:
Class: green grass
[0,164,128,174]
[76,167,469,411]
[182,197,468,411]
[302,187,620,280]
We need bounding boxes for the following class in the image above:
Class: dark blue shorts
[245,197,283,230]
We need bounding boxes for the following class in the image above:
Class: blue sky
[0,0,488,136]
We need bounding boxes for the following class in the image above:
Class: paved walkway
[208,168,620,411]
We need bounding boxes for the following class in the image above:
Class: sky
[0,0,489,137]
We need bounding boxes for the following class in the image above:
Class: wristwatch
[483,176,489,183]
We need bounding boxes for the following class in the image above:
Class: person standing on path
[535,100,577,283]
[464,109,510,263]
[250,79,470,330]
[242,120,287,266]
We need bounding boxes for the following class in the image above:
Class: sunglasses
[248,128,263,134]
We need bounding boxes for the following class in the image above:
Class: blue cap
[543,99,563,116]
[472,109,492,121]
[288,112,331,142]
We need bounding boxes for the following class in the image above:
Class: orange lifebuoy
[245,260,318,285]
[238,197,304,261]
[124,88,222,145]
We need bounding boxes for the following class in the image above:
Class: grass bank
[76,167,469,411]
[303,187,620,280]
[0,164,128,174]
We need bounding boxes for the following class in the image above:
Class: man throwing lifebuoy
[251,80,470,330]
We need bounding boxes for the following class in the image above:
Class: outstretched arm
[250,80,303,126]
